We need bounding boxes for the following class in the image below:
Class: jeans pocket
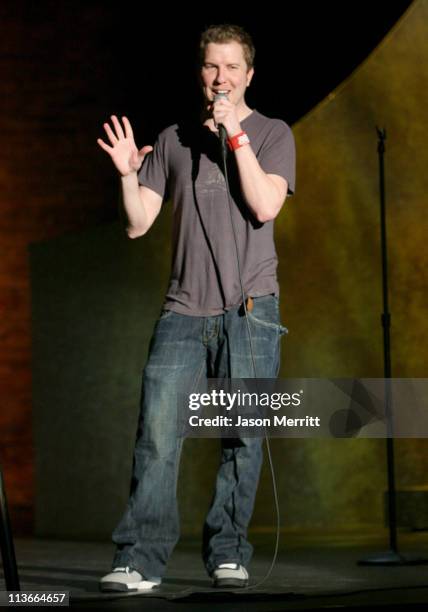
[248,296,288,335]
[247,295,279,330]
[158,309,174,321]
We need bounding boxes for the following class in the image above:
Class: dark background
[10,2,413,136]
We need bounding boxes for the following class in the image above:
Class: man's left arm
[233,144,288,223]
[213,98,292,223]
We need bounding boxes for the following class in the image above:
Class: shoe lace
[114,566,132,575]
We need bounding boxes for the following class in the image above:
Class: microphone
[214,92,228,154]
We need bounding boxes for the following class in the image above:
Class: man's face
[201,41,254,108]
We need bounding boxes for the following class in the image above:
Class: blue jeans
[111,295,285,579]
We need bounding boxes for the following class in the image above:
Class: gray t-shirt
[138,110,296,316]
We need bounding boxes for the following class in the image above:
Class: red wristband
[227,131,250,151]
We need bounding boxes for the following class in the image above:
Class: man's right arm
[97,115,164,238]
[120,172,163,239]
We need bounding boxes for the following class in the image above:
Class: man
[97,24,295,592]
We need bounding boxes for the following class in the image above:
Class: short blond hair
[200,24,255,71]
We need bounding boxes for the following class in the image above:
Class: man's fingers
[111,115,125,140]
[139,145,153,156]
[103,122,118,145]
[97,138,113,153]
[137,145,153,166]
[122,116,134,140]
[213,98,232,109]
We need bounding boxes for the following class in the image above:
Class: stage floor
[2,530,428,610]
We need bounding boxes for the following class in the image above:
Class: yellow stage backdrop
[260,0,428,530]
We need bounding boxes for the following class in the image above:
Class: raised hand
[97,115,153,176]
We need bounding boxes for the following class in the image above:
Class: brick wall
[0,3,121,534]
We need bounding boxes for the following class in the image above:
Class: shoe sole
[213,578,249,588]
[99,581,159,592]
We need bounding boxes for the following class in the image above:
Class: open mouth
[213,90,230,96]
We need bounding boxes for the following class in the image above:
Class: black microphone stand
[359,128,427,566]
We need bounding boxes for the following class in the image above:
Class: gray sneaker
[212,563,249,588]
[99,566,161,592]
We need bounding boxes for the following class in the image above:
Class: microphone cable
[218,125,282,591]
